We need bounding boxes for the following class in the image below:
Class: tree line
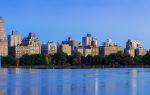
[2,52,150,66]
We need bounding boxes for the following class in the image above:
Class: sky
[1,0,150,49]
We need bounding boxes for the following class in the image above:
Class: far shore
[2,65,150,69]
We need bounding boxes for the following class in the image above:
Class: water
[0,68,149,95]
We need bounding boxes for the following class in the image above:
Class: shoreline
[2,65,150,69]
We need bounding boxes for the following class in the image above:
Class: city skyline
[0,16,148,51]
[1,16,148,49]
[1,0,150,49]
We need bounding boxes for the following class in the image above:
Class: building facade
[76,46,99,56]
[0,17,8,56]
[41,41,57,55]
[125,39,146,57]
[7,31,21,47]
[62,37,80,54]
[10,32,41,58]
[91,46,99,56]
[100,39,124,56]
[135,47,147,56]
[82,34,97,46]
[58,44,71,55]
[125,48,135,57]
[126,39,140,49]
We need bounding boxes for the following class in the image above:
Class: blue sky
[1,0,150,49]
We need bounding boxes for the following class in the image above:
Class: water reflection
[0,68,149,95]
[129,69,138,95]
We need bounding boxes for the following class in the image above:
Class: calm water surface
[0,68,149,95]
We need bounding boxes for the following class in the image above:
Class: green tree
[85,55,93,65]
[134,56,142,65]
[44,55,52,65]
[142,53,150,65]
[93,55,105,65]
[1,55,15,66]
[20,54,33,66]
[32,54,48,65]
[52,52,68,65]
[70,52,82,65]
[107,52,134,65]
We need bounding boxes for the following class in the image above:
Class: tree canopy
[1,51,150,66]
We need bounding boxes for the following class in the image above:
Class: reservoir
[0,68,149,95]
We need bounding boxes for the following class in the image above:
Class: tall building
[76,46,99,56]
[76,35,99,56]
[62,37,80,54]
[76,46,91,56]
[125,48,135,57]
[125,39,146,57]
[82,34,97,46]
[126,39,140,49]
[0,17,4,38]
[100,39,124,56]
[10,32,41,58]
[7,30,21,47]
[0,16,8,56]
[135,47,147,56]
[91,46,99,56]
[58,44,71,55]
[41,41,57,55]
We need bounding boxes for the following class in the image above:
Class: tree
[1,55,15,66]
[69,52,82,65]
[93,55,105,65]
[142,53,150,65]
[107,52,134,65]
[134,56,142,65]
[81,56,86,64]
[15,59,20,67]
[44,55,52,65]
[19,54,33,66]
[52,52,68,65]
[85,55,93,65]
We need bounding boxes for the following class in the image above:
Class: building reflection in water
[129,69,138,95]
[0,68,149,95]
